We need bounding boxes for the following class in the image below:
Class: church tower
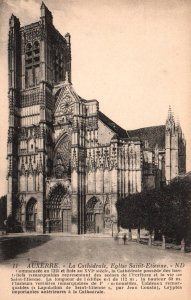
[6,2,186,235]
[7,2,71,232]
[165,107,186,184]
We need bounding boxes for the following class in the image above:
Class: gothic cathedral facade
[7,3,186,234]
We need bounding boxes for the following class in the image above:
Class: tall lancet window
[25,40,40,88]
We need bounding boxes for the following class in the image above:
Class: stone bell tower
[7,2,71,233]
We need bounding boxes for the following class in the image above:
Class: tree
[116,193,146,241]
[0,195,7,230]
[116,174,191,251]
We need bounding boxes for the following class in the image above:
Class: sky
[0,0,191,195]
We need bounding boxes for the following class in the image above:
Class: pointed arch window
[25,41,40,88]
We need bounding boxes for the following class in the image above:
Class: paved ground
[0,234,190,267]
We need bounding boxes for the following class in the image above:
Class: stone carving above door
[53,135,71,179]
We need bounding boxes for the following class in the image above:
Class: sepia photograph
[0,0,191,299]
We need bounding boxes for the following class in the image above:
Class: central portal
[46,183,72,233]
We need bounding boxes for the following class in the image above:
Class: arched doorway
[86,197,104,233]
[46,183,72,233]
[26,198,37,231]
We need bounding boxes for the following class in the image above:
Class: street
[0,234,190,267]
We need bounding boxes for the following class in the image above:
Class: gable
[54,84,81,117]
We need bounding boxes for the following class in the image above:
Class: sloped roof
[98,111,129,139]
[128,125,166,149]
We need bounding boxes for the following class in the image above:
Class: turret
[175,117,186,175]
[40,1,53,24]
[65,33,72,83]
[7,14,21,217]
[8,14,21,89]
[165,106,179,183]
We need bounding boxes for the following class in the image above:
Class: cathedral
[7,3,186,234]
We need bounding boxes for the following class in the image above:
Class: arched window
[33,41,40,51]
[25,40,40,88]
[26,43,32,53]
[54,48,64,83]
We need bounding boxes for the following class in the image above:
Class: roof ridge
[98,111,125,130]
[128,125,165,132]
